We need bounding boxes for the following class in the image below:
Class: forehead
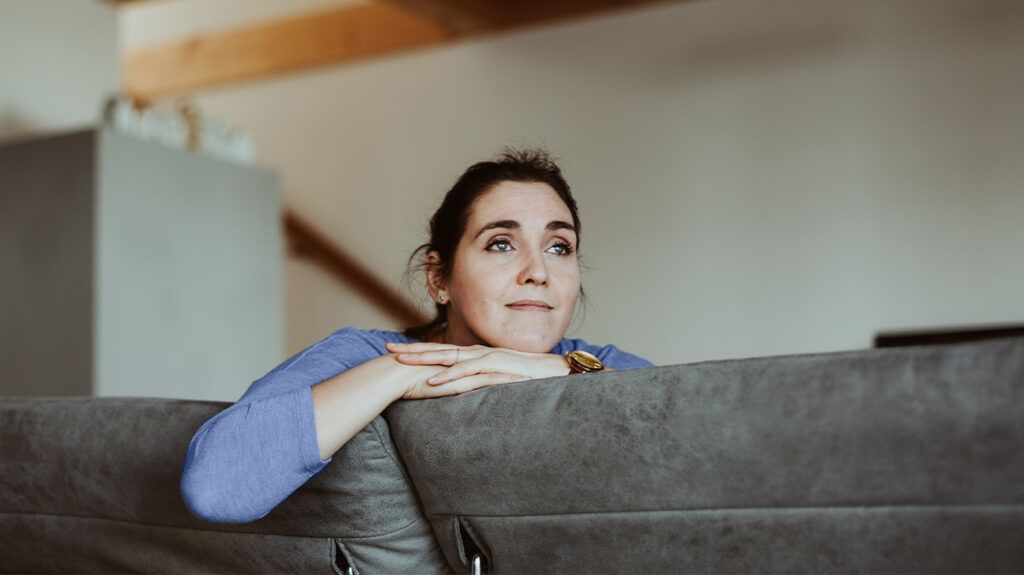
[467,181,572,226]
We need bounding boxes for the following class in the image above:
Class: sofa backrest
[4,337,1022,573]
[384,337,1024,573]
[0,397,448,574]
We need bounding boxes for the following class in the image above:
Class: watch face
[571,350,604,371]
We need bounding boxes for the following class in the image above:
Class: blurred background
[1,0,1022,401]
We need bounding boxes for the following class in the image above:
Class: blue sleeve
[591,343,655,370]
[179,327,385,523]
[561,338,654,370]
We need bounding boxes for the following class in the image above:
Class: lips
[506,300,553,311]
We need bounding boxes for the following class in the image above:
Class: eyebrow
[473,219,577,240]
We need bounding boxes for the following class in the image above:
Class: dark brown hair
[403,147,583,340]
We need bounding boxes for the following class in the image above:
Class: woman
[180,149,653,523]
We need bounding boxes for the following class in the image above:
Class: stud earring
[437,292,446,304]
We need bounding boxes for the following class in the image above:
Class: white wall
[170,0,1024,365]
[0,0,119,141]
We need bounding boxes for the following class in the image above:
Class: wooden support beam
[124,0,685,100]
[124,3,452,100]
[380,0,499,34]
[283,210,429,328]
[382,0,679,35]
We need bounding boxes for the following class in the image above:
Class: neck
[437,318,487,347]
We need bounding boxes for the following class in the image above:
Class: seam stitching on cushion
[369,417,402,471]
[423,502,1024,519]
[0,510,371,539]
[334,515,425,541]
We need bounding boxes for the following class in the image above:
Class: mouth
[506,300,554,312]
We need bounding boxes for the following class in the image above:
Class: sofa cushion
[384,337,1024,573]
[0,397,449,573]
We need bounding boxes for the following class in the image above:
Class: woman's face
[439,180,581,353]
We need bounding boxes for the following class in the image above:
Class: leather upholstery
[2,337,1021,573]
[0,398,448,574]
[386,337,1024,573]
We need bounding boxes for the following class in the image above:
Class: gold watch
[565,350,605,374]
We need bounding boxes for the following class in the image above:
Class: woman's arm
[312,351,562,460]
[386,341,652,387]
[181,328,424,523]
[182,340,533,523]
[310,354,439,461]
[386,342,570,388]
[182,354,438,523]
[182,330,600,524]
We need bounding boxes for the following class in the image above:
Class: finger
[432,372,528,395]
[427,357,488,385]
[395,349,461,367]
[395,347,491,366]
[427,351,524,384]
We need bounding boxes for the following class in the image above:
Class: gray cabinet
[0,129,281,400]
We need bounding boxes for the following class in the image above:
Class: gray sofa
[2,336,1023,573]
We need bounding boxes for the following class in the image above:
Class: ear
[425,250,447,300]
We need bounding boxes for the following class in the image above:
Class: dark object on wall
[875,323,1024,348]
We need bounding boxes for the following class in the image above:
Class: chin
[505,339,555,354]
[489,328,563,354]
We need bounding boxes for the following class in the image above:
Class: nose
[517,249,548,286]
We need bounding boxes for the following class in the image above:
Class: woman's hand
[385,341,570,400]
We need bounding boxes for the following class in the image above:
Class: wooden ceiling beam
[382,0,678,35]
[124,3,452,100]
[379,0,501,34]
[123,0,684,101]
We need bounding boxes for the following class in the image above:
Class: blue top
[179,327,654,523]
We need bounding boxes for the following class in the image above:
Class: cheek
[557,269,582,322]
[557,262,582,295]
[450,264,508,310]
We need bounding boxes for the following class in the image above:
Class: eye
[485,236,513,252]
[547,241,574,256]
